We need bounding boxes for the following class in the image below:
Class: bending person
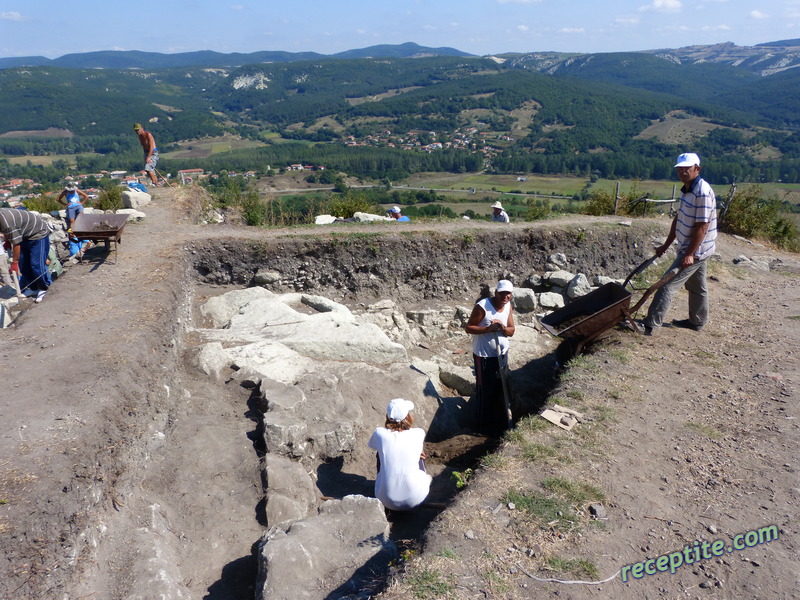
[465,279,516,436]
[368,398,431,511]
[0,208,52,303]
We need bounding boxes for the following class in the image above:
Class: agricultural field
[5,153,100,166]
[161,135,266,159]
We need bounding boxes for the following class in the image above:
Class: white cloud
[230,4,245,10]
[702,24,732,31]
[559,27,586,34]
[615,15,640,25]
[640,0,682,13]
[750,9,768,19]
[517,25,530,32]
[1,11,27,21]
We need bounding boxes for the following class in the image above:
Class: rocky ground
[0,186,797,599]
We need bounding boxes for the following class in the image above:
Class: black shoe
[636,320,654,336]
[672,319,703,332]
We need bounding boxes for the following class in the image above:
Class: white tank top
[472,297,510,358]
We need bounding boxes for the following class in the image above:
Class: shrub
[240,188,267,226]
[583,188,617,216]
[721,185,800,250]
[526,198,551,221]
[93,185,123,211]
[23,194,61,214]
[327,191,373,218]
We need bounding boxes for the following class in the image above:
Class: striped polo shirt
[675,177,717,261]
[0,208,50,245]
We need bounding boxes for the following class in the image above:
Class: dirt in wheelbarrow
[0,185,799,600]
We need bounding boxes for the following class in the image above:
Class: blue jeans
[645,255,708,328]
[19,235,52,292]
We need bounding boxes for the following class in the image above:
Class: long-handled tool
[9,270,24,299]
[154,168,174,187]
[494,331,514,429]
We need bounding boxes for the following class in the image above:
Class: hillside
[0,41,799,185]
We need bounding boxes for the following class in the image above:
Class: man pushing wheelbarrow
[641,152,717,335]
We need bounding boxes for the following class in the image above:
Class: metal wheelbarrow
[538,255,678,360]
[70,213,130,263]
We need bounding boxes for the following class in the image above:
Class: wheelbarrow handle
[630,267,681,313]
[623,254,660,289]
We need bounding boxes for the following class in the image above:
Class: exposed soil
[1,186,797,599]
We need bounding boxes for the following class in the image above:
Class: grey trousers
[645,255,709,328]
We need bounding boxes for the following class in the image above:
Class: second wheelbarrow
[70,213,130,263]
[538,256,678,359]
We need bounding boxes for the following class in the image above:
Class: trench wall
[190,224,664,301]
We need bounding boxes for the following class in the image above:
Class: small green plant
[437,548,459,559]
[481,453,507,469]
[514,414,549,434]
[520,442,558,463]
[541,477,605,504]
[406,568,455,599]
[546,556,600,579]
[452,468,474,489]
[503,489,577,531]
[462,233,475,245]
[591,404,616,425]
[686,422,722,439]
[694,349,721,367]
[608,348,630,364]
[566,389,584,400]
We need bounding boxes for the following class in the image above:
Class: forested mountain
[1,41,799,184]
[0,42,468,70]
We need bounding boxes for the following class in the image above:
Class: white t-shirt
[368,427,431,511]
[471,297,511,358]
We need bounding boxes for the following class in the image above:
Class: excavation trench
[160,225,659,599]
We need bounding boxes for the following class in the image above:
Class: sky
[1,0,798,59]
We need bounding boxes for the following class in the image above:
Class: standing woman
[465,280,516,435]
[368,398,432,511]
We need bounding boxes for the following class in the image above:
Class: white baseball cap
[496,279,514,293]
[387,398,414,421]
[674,152,700,167]
[388,206,401,213]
